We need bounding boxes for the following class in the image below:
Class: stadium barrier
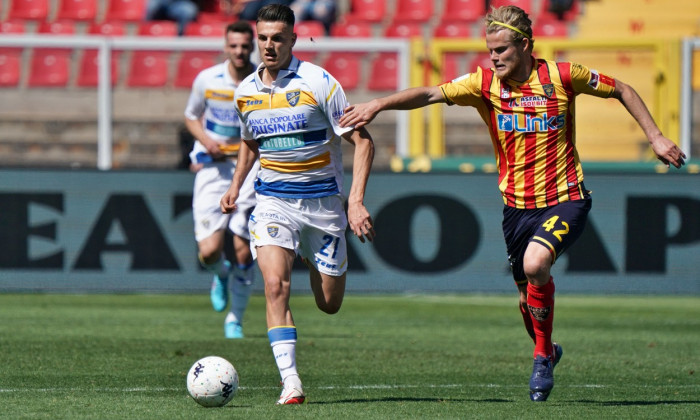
[0,169,698,295]
[423,38,685,160]
[0,34,413,169]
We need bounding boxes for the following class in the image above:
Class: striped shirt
[235,56,352,199]
[440,58,616,209]
[184,60,245,163]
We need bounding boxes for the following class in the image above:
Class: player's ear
[291,32,297,47]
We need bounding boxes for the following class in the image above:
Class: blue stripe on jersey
[255,177,339,198]
[206,120,241,138]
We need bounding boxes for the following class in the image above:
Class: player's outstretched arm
[612,79,686,168]
[339,86,445,129]
[220,140,258,214]
[342,127,375,243]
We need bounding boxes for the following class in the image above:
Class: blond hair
[485,6,533,45]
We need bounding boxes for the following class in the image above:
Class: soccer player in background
[219,4,376,405]
[339,5,686,402]
[184,21,259,339]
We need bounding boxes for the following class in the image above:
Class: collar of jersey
[254,55,301,91]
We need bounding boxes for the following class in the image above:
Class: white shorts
[192,160,258,242]
[249,194,348,277]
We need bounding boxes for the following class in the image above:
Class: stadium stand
[368,20,422,91]
[28,20,75,87]
[433,21,472,82]
[175,21,225,88]
[54,0,98,22]
[77,21,127,87]
[323,20,373,91]
[183,21,226,37]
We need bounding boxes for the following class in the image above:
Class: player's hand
[220,189,239,214]
[650,135,686,168]
[203,138,224,159]
[347,202,375,243]
[339,101,379,129]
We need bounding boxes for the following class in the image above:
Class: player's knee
[522,258,550,283]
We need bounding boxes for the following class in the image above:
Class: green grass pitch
[0,293,697,419]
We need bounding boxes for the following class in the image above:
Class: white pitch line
[0,383,697,393]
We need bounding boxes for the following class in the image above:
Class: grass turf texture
[0,293,697,419]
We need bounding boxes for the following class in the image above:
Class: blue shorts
[502,197,592,285]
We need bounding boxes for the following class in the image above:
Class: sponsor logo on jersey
[248,113,309,136]
[259,134,305,150]
[286,89,301,107]
[509,96,548,108]
[497,113,565,132]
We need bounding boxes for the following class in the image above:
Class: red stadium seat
[295,20,325,39]
[28,49,72,86]
[28,21,76,87]
[440,0,485,23]
[393,0,433,23]
[367,52,398,91]
[77,22,127,87]
[344,0,387,23]
[55,0,98,21]
[0,51,22,86]
[367,22,421,91]
[7,0,49,21]
[0,21,25,86]
[103,0,146,22]
[433,24,471,82]
[196,11,233,24]
[322,53,361,90]
[468,52,493,73]
[490,0,534,15]
[184,21,226,37]
[174,51,218,88]
[330,20,373,38]
[126,21,178,87]
[533,18,569,37]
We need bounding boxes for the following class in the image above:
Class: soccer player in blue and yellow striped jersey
[220,4,376,405]
[340,5,685,403]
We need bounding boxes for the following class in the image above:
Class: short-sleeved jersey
[440,58,616,209]
[184,60,244,162]
[234,56,352,199]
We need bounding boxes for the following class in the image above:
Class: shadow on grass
[311,397,513,404]
[573,400,700,406]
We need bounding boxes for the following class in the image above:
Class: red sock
[527,279,555,359]
[519,302,536,343]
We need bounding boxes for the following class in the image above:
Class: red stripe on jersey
[556,62,581,201]
[481,69,511,204]
[519,82,538,209]
[538,61,561,207]
[499,83,518,207]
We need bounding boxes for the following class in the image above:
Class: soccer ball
[186,356,239,407]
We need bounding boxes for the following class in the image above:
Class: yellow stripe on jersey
[260,151,331,173]
[237,90,318,113]
[326,83,337,102]
[218,143,240,155]
[205,89,235,101]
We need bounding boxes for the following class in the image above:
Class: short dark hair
[226,20,254,39]
[257,3,295,27]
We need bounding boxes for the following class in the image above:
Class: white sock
[229,263,255,323]
[271,341,300,386]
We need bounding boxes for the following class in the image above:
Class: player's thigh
[530,198,591,262]
[299,196,348,277]
[193,164,234,242]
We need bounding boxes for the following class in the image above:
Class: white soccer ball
[186,356,239,407]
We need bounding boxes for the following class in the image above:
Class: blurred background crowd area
[0,0,698,170]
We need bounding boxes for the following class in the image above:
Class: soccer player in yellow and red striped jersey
[340,5,686,403]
